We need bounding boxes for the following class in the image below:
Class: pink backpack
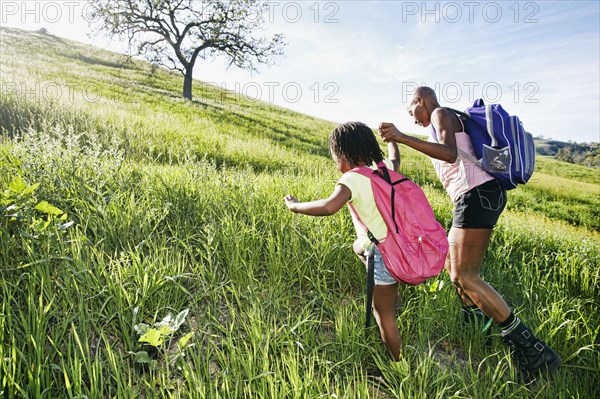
[348,162,448,285]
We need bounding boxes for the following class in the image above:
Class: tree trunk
[183,67,193,100]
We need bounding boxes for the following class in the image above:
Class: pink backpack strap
[348,202,377,330]
[347,162,409,236]
[347,202,380,245]
[349,162,388,177]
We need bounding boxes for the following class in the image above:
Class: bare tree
[88,0,285,100]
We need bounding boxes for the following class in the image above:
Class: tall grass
[1,27,599,398]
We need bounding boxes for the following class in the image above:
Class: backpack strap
[432,109,484,167]
[372,162,408,234]
[347,203,379,245]
[447,107,469,126]
[457,147,482,165]
[448,106,497,147]
[348,203,379,331]
[365,248,375,331]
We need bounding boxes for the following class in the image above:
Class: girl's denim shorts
[366,246,397,285]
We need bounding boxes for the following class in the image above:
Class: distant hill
[535,137,600,168]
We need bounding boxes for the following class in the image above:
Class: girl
[378,86,560,377]
[284,121,402,360]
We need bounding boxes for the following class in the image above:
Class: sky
[1,0,599,143]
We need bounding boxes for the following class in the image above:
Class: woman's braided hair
[329,121,384,166]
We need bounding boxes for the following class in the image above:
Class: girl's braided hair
[329,121,384,166]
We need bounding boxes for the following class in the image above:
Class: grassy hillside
[1,27,599,398]
[535,138,600,169]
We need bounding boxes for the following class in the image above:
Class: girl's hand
[378,122,406,144]
[284,184,350,216]
[284,194,299,212]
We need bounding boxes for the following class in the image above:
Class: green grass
[534,156,599,184]
[1,27,599,398]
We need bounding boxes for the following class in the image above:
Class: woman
[378,86,560,378]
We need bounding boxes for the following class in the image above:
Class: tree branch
[88,0,285,100]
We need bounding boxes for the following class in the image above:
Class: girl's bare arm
[284,183,351,216]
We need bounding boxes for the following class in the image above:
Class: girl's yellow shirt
[337,159,395,251]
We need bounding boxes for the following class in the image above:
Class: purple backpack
[448,99,536,190]
[348,162,448,285]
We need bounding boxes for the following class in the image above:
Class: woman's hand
[378,122,406,144]
[379,115,458,163]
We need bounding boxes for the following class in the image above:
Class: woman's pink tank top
[428,125,494,203]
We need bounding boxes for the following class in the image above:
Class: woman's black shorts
[452,179,506,229]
